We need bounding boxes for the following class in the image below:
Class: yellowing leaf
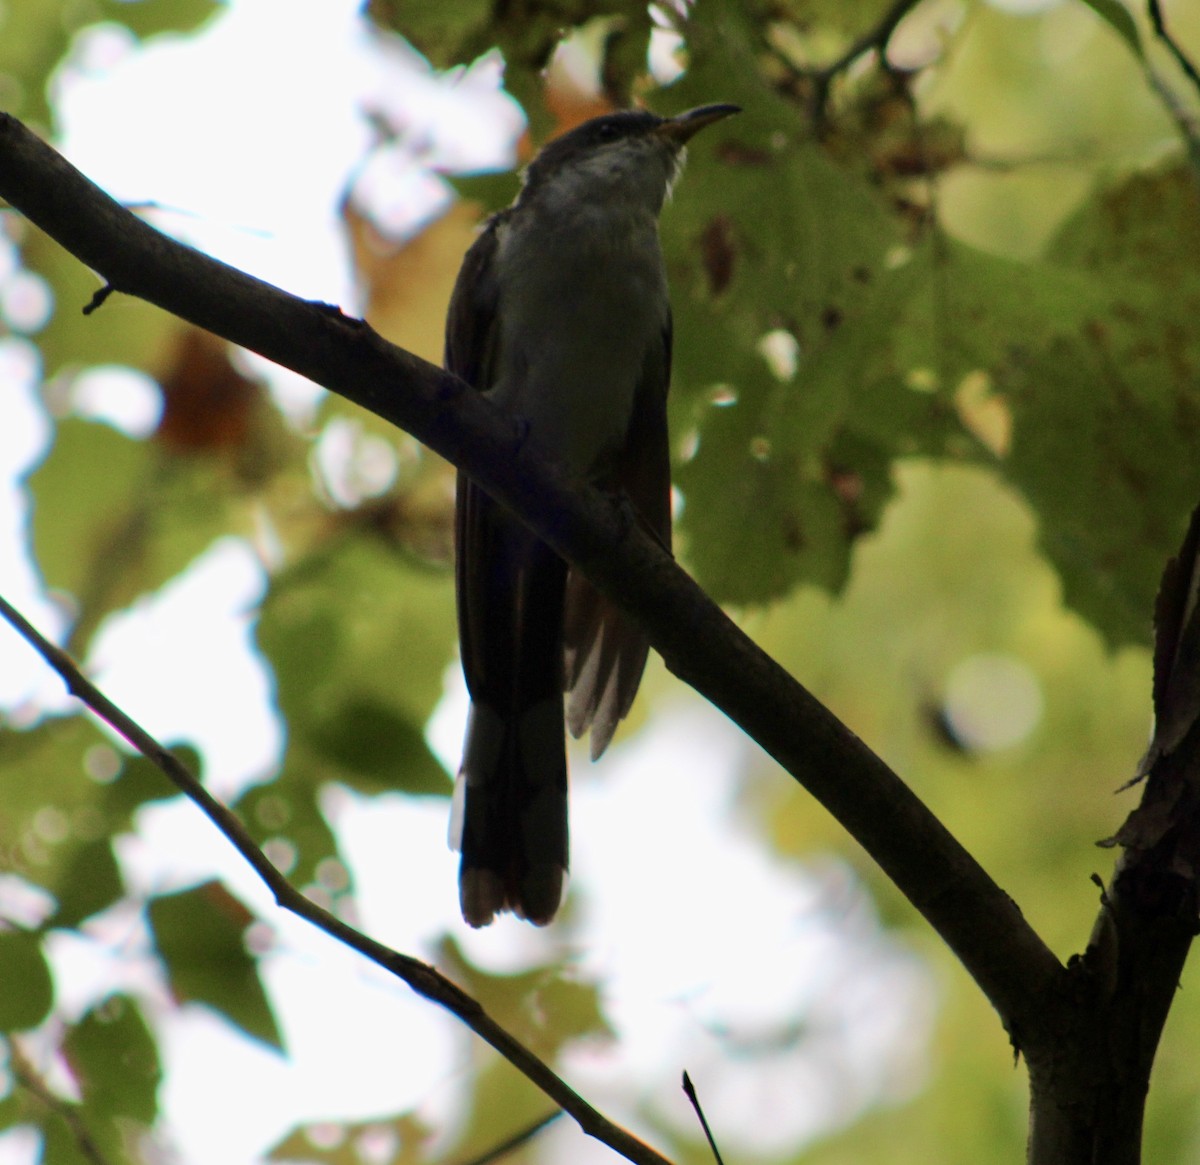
[346,200,483,365]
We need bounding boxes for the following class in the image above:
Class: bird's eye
[596,123,619,141]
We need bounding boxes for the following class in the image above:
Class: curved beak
[657,103,742,145]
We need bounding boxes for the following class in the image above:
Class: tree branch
[1135,0,1200,174]
[1023,501,1200,1164]
[0,112,1064,1043]
[765,0,923,124]
[0,594,672,1165]
[1148,0,1200,101]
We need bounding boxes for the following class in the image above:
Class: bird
[445,102,740,927]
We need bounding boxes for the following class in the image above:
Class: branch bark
[0,111,1063,1048]
[1023,505,1200,1164]
[0,594,671,1165]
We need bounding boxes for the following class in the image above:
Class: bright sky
[0,3,935,1162]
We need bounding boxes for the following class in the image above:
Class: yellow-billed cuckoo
[446,103,740,926]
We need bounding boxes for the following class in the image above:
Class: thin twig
[455,1110,564,1165]
[1145,0,1200,173]
[777,0,923,122]
[1148,0,1200,97]
[681,1073,725,1165]
[813,0,920,78]
[0,594,673,1165]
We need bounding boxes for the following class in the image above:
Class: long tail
[451,474,568,926]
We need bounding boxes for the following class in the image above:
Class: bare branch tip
[1148,0,1200,101]
[680,1070,725,1165]
[453,1110,563,1165]
[82,283,115,314]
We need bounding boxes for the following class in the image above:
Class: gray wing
[564,314,673,759]
[448,213,571,926]
[444,213,504,386]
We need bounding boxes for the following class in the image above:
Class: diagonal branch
[0,112,1065,1046]
[804,0,922,113]
[0,593,672,1165]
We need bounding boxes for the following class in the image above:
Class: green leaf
[234,780,339,889]
[94,0,221,40]
[660,0,1188,636]
[64,994,161,1125]
[658,87,928,599]
[0,932,53,1031]
[428,937,611,1162]
[434,936,612,1056]
[268,1113,435,1164]
[50,838,123,930]
[446,170,522,216]
[1003,323,1196,645]
[366,0,494,70]
[308,695,449,796]
[0,714,181,927]
[101,748,194,823]
[147,881,283,1050]
[0,6,72,124]
[265,541,455,717]
[601,11,653,107]
[0,715,98,887]
[19,996,162,1164]
[20,227,182,374]
[40,1114,111,1165]
[248,536,455,884]
[26,419,151,601]
[649,1,974,603]
[1046,163,1200,284]
[25,418,237,649]
[999,163,1200,645]
[366,0,654,132]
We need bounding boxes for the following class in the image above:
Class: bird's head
[519,103,740,214]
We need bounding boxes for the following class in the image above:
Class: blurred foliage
[0,993,161,1165]
[0,0,220,127]
[367,0,654,131]
[61,995,161,1132]
[147,880,282,1050]
[0,932,53,1033]
[267,1112,439,1165]
[2,0,1200,1163]
[0,720,180,928]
